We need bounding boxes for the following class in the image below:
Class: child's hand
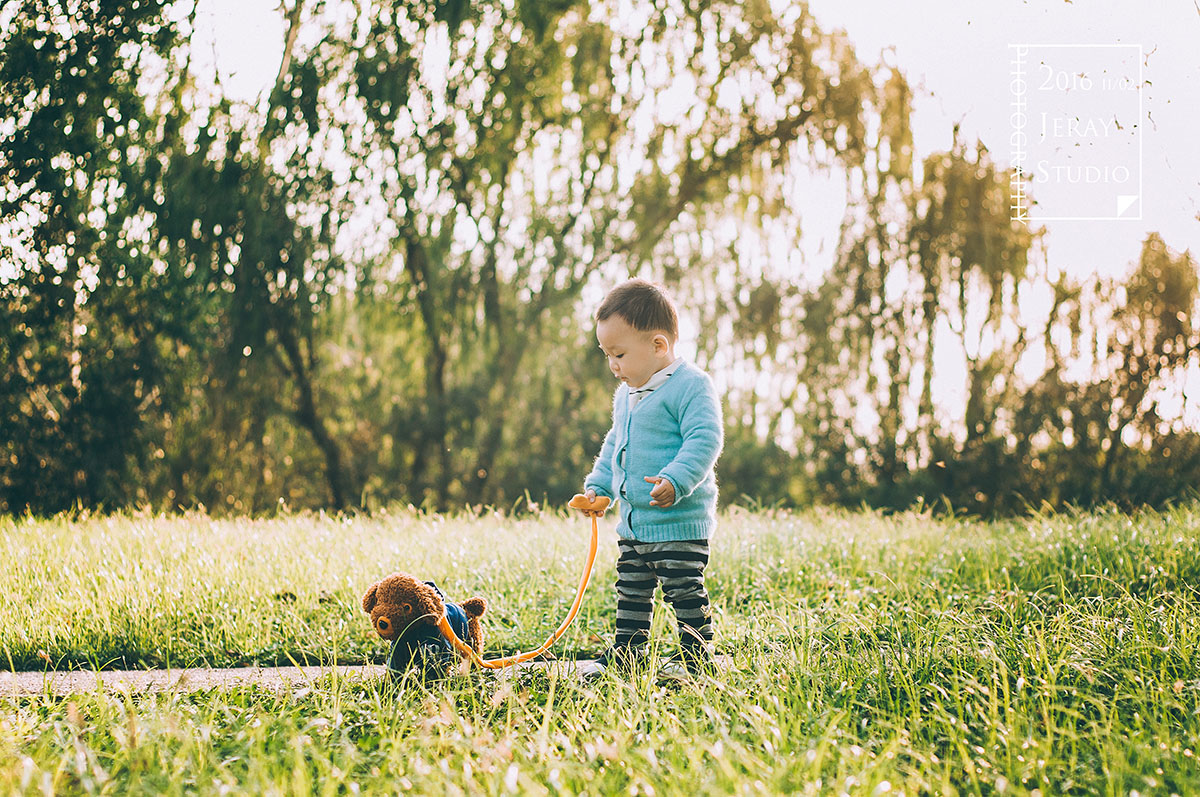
[585,489,596,503]
[644,476,675,508]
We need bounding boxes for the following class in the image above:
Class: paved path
[0,660,609,697]
[0,655,732,697]
[0,665,383,697]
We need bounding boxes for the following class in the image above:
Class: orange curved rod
[436,495,610,669]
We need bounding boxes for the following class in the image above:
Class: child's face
[596,316,672,388]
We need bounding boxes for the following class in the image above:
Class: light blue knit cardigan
[584,361,723,542]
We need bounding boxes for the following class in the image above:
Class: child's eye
[616,354,624,359]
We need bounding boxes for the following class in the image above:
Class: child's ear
[654,333,670,353]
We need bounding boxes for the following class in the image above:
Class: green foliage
[2,0,1198,516]
[0,0,184,513]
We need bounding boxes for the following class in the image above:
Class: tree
[293,0,888,508]
[0,0,184,513]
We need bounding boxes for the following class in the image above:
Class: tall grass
[2,504,1199,794]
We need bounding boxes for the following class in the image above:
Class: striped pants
[615,538,713,648]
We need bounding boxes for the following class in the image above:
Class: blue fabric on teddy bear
[385,581,473,680]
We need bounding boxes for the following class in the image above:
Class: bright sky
[196,0,1200,280]
[805,0,1200,282]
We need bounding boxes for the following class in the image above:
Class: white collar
[630,357,683,395]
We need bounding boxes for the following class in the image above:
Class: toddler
[580,279,723,674]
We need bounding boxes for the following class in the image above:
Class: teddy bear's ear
[361,583,379,613]
[412,581,445,624]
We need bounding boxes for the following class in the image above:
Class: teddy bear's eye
[402,603,413,614]
[377,618,389,631]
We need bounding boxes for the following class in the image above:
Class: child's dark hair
[596,279,679,340]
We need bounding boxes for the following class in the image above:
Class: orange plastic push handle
[568,493,611,517]
[436,494,610,669]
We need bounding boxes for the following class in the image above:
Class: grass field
[2,504,1199,795]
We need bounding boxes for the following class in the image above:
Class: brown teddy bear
[361,573,487,677]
